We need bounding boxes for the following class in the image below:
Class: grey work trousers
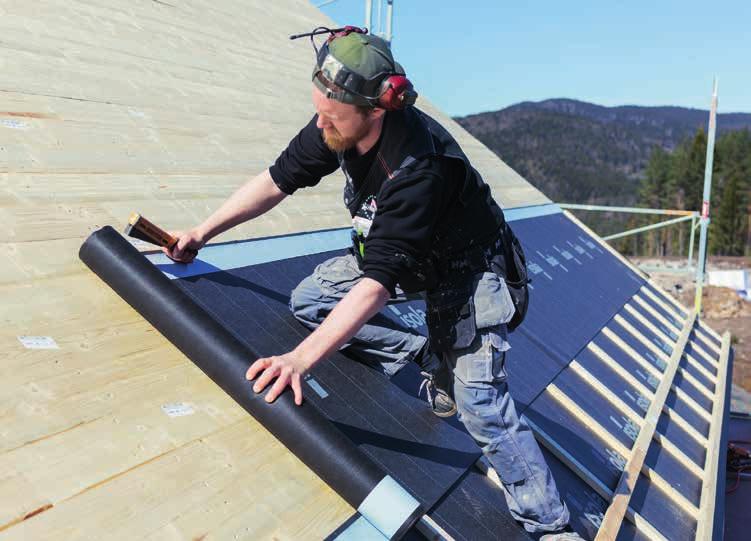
[289,253,570,533]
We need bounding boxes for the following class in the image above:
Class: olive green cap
[313,32,405,107]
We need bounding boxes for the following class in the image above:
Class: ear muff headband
[304,26,418,110]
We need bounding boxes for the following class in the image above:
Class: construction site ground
[633,255,751,414]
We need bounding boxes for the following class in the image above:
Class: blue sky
[314,0,750,116]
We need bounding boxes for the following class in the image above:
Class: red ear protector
[290,26,417,110]
[375,74,415,111]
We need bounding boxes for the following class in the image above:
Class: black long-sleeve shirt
[270,114,483,294]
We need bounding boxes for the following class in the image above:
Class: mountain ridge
[454,98,751,205]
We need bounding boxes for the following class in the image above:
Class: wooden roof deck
[0,1,547,538]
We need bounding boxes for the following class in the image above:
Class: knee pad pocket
[452,330,508,387]
[313,254,363,296]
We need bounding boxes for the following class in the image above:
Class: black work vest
[339,106,506,288]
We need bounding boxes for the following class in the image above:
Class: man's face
[312,86,374,152]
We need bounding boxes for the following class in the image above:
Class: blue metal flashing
[504,203,561,222]
[356,475,421,539]
[333,516,389,541]
[146,228,351,279]
[146,203,561,279]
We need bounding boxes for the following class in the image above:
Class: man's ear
[369,107,386,120]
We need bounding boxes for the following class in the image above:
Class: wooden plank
[0,419,353,540]
[677,370,715,402]
[602,327,663,379]
[698,321,722,342]
[548,384,699,521]
[671,386,712,423]
[661,408,709,447]
[547,384,632,458]
[588,342,656,399]
[647,279,691,316]
[651,433,704,478]
[691,341,720,366]
[623,303,677,350]
[416,515,455,541]
[694,330,722,355]
[587,341,710,433]
[684,353,718,383]
[570,360,644,425]
[604,324,714,400]
[617,314,716,386]
[613,315,673,367]
[695,331,732,540]
[571,360,704,478]
[632,294,682,334]
[640,286,686,324]
[595,313,696,541]
[522,420,667,541]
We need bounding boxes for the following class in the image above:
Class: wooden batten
[695,332,732,540]
[632,294,682,334]
[595,313,696,541]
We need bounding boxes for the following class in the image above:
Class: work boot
[418,352,457,417]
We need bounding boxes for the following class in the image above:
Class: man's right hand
[163,229,206,263]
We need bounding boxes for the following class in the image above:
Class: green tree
[638,146,673,255]
[713,172,746,255]
[712,129,751,255]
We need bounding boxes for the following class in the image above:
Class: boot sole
[432,405,457,418]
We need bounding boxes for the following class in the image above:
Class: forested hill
[454,99,751,205]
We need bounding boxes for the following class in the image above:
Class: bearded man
[166,27,582,541]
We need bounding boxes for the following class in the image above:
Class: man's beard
[322,122,370,152]
[322,128,356,152]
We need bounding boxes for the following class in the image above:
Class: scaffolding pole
[602,215,695,241]
[694,79,719,314]
[365,0,373,31]
[688,215,698,268]
[386,0,394,43]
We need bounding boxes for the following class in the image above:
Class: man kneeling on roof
[166,27,582,540]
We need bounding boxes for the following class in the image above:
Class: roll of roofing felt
[79,226,423,539]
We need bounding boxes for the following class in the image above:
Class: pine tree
[637,128,750,258]
[712,130,751,255]
[639,147,672,255]
[714,172,745,255]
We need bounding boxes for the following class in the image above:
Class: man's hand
[246,351,311,405]
[162,228,206,263]
[245,277,390,407]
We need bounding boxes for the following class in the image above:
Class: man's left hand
[246,352,309,405]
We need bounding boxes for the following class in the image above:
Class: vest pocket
[474,272,516,329]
